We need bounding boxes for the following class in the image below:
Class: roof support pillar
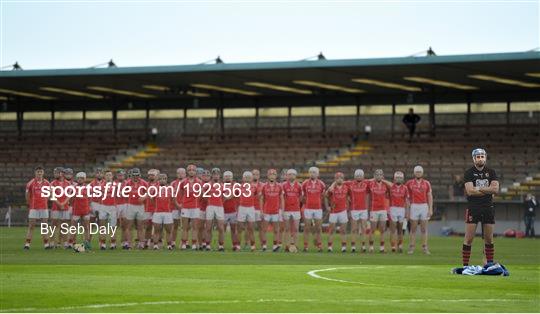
[50,102,55,136]
[506,101,511,126]
[391,103,396,140]
[466,99,471,131]
[429,101,435,136]
[145,102,150,141]
[355,97,361,132]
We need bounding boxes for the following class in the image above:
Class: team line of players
[24,164,433,254]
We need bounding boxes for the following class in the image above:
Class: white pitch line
[0,297,527,312]
[306,266,377,285]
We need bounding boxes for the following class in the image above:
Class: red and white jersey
[346,180,369,210]
[390,184,409,208]
[125,178,148,206]
[145,180,160,212]
[206,181,224,207]
[26,178,50,210]
[282,181,302,212]
[253,181,264,210]
[170,178,184,208]
[72,182,91,216]
[50,179,69,211]
[328,183,349,213]
[261,181,283,215]
[368,180,389,211]
[301,179,325,210]
[180,177,202,209]
[154,185,173,213]
[115,180,128,205]
[100,181,117,206]
[239,182,257,207]
[405,178,431,204]
[89,178,105,203]
[223,198,238,214]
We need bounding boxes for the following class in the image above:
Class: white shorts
[225,212,237,224]
[50,210,71,220]
[90,202,101,216]
[254,210,262,222]
[263,213,280,223]
[143,212,153,221]
[125,204,145,221]
[172,209,180,220]
[181,208,200,220]
[304,209,323,220]
[350,209,368,221]
[72,214,90,221]
[370,210,388,222]
[237,206,256,223]
[410,203,429,221]
[117,204,128,219]
[28,209,48,220]
[98,205,118,226]
[329,211,349,224]
[282,211,301,221]
[152,212,173,225]
[206,205,224,221]
[199,210,206,219]
[390,206,406,223]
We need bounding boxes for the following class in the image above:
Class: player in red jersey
[204,168,226,251]
[301,166,326,252]
[223,171,240,251]
[69,172,92,249]
[124,168,148,249]
[24,166,51,249]
[178,165,202,250]
[346,169,370,253]
[143,169,160,248]
[151,173,174,250]
[237,171,257,251]
[405,165,433,255]
[368,169,390,253]
[114,169,129,249]
[170,167,186,248]
[99,170,118,250]
[64,168,74,184]
[198,169,211,250]
[89,168,105,237]
[260,169,284,252]
[50,167,70,248]
[249,169,265,248]
[325,172,350,252]
[383,171,410,253]
[282,169,302,252]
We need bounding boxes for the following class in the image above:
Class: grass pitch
[1,227,539,312]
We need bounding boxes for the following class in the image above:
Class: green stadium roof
[1,51,539,110]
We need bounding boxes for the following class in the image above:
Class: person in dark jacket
[402,108,421,141]
[524,194,537,238]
